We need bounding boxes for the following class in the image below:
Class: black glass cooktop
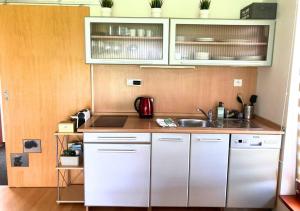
[91,115,128,128]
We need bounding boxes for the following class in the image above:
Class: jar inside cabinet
[85,18,169,64]
[170,19,275,66]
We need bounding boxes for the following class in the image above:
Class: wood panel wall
[93,65,257,115]
[0,5,91,187]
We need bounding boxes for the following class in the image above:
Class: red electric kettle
[134,96,154,119]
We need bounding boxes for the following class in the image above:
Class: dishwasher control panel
[231,134,281,149]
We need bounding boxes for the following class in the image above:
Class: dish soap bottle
[216,102,225,119]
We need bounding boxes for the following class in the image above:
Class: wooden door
[0,5,91,187]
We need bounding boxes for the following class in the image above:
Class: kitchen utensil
[137,29,145,37]
[108,25,114,36]
[244,104,254,119]
[195,52,209,60]
[218,39,251,43]
[211,56,236,60]
[237,55,265,61]
[176,36,185,41]
[134,96,154,118]
[237,94,244,106]
[146,29,153,37]
[195,37,215,42]
[129,29,136,37]
[250,95,258,105]
[175,53,182,60]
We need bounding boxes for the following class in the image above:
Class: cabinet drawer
[84,133,151,143]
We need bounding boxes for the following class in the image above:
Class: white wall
[256,0,299,196]
[90,0,276,18]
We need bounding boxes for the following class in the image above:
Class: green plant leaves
[200,0,211,10]
[101,0,114,8]
[149,0,164,8]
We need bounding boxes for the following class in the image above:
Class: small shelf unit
[54,132,84,204]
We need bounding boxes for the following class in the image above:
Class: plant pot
[102,7,112,17]
[151,8,162,17]
[60,156,79,166]
[199,9,209,18]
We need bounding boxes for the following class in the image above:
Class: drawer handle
[159,138,183,142]
[97,149,137,153]
[96,137,137,141]
[196,138,223,142]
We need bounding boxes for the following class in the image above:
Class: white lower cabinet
[84,142,151,207]
[189,134,230,207]
[151,133,190,207]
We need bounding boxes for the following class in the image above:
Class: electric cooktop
[91,115,128,128]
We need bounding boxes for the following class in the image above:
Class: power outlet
[127,79,142,86]
[234,79,243,87]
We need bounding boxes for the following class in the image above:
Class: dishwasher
[227,134,281,208]
[84,133,151,207]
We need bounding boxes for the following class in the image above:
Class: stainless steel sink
[177,119,211,128]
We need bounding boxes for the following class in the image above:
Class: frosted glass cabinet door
[85,17,169,64]
[169,19,275,66]
[151,133,190,207]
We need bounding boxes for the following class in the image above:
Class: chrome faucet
[196,108,213,122]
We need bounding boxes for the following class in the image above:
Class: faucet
[196,108,213,122]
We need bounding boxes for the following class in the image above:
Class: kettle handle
[134,97,142,112]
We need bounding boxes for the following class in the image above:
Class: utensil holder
[244,104,254,120]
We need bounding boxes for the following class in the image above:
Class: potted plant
[149,0,164,17]
[100,0,114,17]
[60,149,80,167]
[199,0,211,18]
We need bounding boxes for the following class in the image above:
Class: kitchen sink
[177,119,212,128]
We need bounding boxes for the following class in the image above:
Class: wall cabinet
[84,133,151,207]
[169,19,275,66]
[151,133,190,207]
[85,17,169,64]
[189,134,229,207]
[85,18,275,66]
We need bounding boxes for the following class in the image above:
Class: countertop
[78,114,284,135]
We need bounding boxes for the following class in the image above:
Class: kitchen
[0,0,299,211]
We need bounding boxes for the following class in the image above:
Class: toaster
[71,109,91,129]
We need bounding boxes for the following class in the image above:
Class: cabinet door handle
[159,138,183,142]
[97,149,137,153]
[196,138,223,142]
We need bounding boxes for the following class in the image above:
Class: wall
[256,0,299,196]
[93,65,257,114]
[0,5,91,187]
[90,0,276,18]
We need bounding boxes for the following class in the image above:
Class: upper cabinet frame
[85,17,169,65]
[169,19,276,66]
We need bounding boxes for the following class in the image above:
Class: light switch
[127,79,142,86]
[234,79,243,87]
